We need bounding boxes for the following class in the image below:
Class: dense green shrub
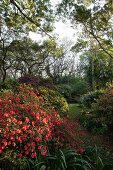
[57,84,73,102]
[56,76,87,103]
[91,90,113,128]
[80,89,113,134]
[78,112,108,134]
[57,83,87,103]
[81,89,105,108]
[38,86,69,117]
[0,79,19,91]
[70,79,87,96]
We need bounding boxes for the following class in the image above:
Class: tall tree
[0,36,65,81]
[0,0,56,81]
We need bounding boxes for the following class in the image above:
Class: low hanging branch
[10,0,53,38]
[88,16,113,59]
[91,31,113,59]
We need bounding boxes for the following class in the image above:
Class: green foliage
[0,149,91,170]
[43,38,64,58]
[70,80,87,101]
[57,76,87,102]
[78,112,108,134]
[0,79,19,91]
[1,146,113,170]
[0,35,64,82]
[106,82,113,89]
[80,88,113,134]
[44,148,91,170]
[91,90,113,127]
[39,86,69,117]
[57,0,113,59]
[1,0,54,33]
[57,0,113,92]
[71,39,88,53]
[57,84,73,101]
[81,89,105,108]
[79,51,113,89]
[83,146,113,170]
[79,89,108,134]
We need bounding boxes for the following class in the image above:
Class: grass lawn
[69,103,82,116]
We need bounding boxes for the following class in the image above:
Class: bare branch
[10,0,53,38]
[84,19,113,59]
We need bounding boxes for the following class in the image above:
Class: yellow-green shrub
[38,87,69,117]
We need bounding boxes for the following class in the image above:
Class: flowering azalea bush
[0,84,65,159]
[18,75,69,118]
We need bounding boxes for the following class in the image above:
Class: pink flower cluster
[0,84,65,158]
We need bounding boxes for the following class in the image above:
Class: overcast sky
[29,24,77,41]
[29,0,81,43]
[29,20,81,43]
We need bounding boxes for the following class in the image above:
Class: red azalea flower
[16,129,22,133]
[0,84,67,159]
[2,139,7,146]
[43,118,48,124]
[25,117,29,123]
[31,142,35,147]
[18,121,22,125]
[22,125,29,131]
[10,111,15,115]
[18,153,22,158]
[4,112,9,117]
[24,145,28,150]
[31,152,37,158]
[38,145,42,150]
[10,136,15,141]
[5,127,9,131]
[35,137,40,142]
[28,130,33,134]
[11,131,15,135]
[25,151,29,155]
[41,151,47,156]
